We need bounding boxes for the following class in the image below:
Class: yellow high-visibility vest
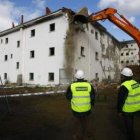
[70,82,92,112]
[122,80,140,112]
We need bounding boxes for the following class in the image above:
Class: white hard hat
[121,67,133,77]
[75,70,84,79]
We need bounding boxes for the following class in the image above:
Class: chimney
[12,22,15,28]
[45,7,51,15]
[21,15,24,24]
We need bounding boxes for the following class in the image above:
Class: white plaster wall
[0,31,23,83]
[0,14,69,85]
[23,15,68,85]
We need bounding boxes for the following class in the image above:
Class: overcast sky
[0,0,140,41]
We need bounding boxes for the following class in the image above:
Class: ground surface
[0,87,140,140]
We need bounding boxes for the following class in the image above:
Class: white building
[120,40,140,68]
[0,8,121,86]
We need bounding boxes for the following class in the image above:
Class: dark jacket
[117,76,134,113]
[117,85,128,113]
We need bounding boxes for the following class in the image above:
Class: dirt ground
[0,87,140,140]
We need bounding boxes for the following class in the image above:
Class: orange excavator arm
[88,8,140,48]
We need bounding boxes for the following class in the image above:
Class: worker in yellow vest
[66,70,95,140]
[117,67,140,140]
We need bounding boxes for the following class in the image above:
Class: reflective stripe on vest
[121,80,140,112]
[71,82,92,112]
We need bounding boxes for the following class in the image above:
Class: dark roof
[0,9,64,37]
[121,40,136,44]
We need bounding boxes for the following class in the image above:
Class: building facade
[120,40,140,68]
[0,8,121,86]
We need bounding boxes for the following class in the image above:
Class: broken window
[108,75,111,80]
[48,73,54,81]
[49,47,55,56]
[50,23,55,31]
[29,73,34,81]
[102,44,105,52]
[30,50,35,58]
[17,41,20,47]
[101,32,105,38]
[95,52,99,60]
[16,62,19,69]
[31,29,35,37]
[95,73,99,81]
[81,46,85,57]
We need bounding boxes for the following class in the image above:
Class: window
[100,32,105,38]
[121,61,124,63]
[1,39,3,44]
[131,52,133,55]
[4,55,8,61]
[126,52,129,56]
[50,23,55,31]
[102,44,105,52]
[121,53,123,56]
[11,54,13,59]
[91,29,94,34]
[126,60,129,64]
[95,73,99,81]
[17,41,20,47]
[29,73,34,81]
[81,46,85,57]
[16,62,19,69]
[48,73,54,81]
[30,50,35,58]
[49,47,55,56]
[95,32,98,40]
[108,75,111,80]
[5,38,8,44]
[31,29,35,37]
[95,52,99,60]
[4,73,7,80]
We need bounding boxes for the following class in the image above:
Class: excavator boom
[89,8,140,48]
[73,7,140,55]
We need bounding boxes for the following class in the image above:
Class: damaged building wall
[100,32,121,82]
[63,8,121,83]
[64,18,76,82]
